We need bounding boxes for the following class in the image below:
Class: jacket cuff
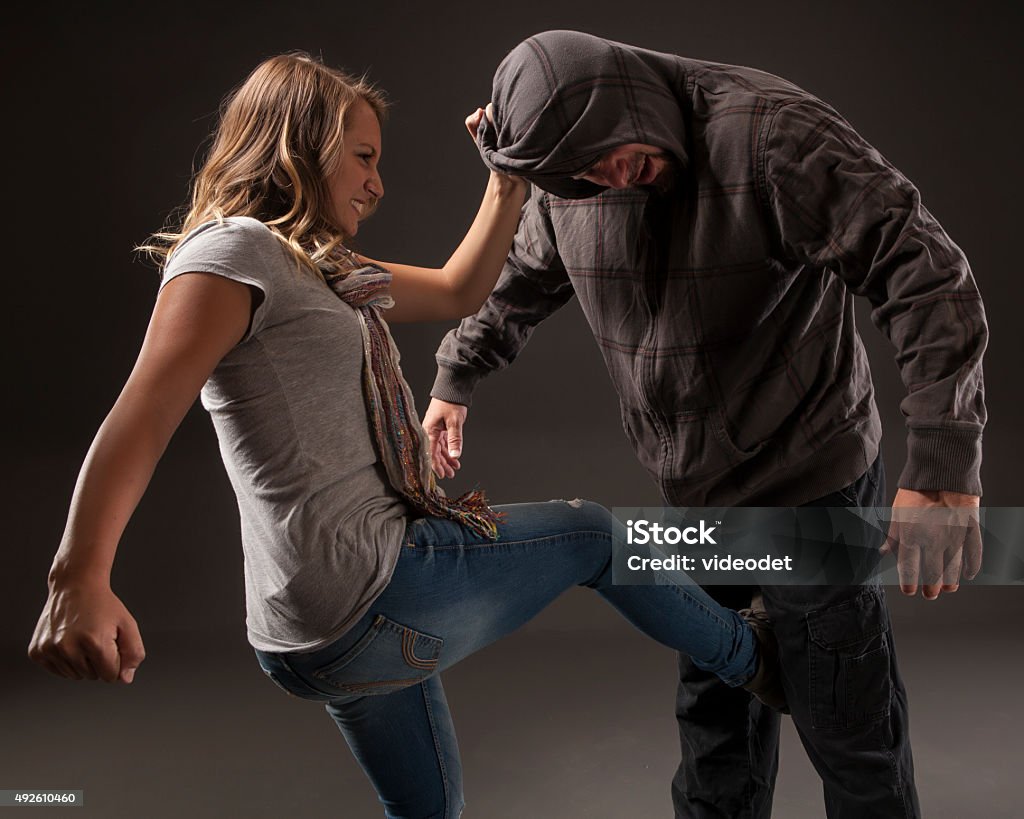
[899,425,983,496]
[430,365,481,408]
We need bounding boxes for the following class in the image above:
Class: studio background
[3,1,1021,817]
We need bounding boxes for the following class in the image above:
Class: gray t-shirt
[160,216,410,653]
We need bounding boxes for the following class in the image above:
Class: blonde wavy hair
[140,52,388,272]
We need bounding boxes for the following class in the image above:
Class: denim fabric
[671,456,921,818]
[255,499,759,819]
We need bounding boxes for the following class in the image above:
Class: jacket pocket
[710,407,768,462]
[806,590,892,730]
[310,615,443,696]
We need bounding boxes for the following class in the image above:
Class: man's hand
[423,398,469,479]
[883,489,982,600]
[28,577,146,684]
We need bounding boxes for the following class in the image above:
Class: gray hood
[477,30,690,199]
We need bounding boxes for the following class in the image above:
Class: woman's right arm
[28,272,253,684]
[364,105,528,324]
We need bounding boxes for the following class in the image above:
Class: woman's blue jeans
[254,500,758,819]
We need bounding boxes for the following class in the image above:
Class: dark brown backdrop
[2,1,1021,816]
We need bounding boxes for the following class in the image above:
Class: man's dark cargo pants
[671,456,920,818]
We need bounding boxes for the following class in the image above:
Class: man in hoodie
[423,30,986,819]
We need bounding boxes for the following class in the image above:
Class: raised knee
[549,498,613,531]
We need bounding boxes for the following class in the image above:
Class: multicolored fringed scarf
[317,244,502,539]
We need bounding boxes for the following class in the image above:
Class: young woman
[28,53,783,818]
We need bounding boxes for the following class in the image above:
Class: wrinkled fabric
[435,30,988,505]
[477,31,690,199]
[161,217,409,652]
[318,249,502,540]
[672,458,920,818]
[255,499,759,817]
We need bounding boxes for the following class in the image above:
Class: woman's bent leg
[586,548,760,687]
[377,500,756,684]
[258,499,758,816]
[326,676,463,819]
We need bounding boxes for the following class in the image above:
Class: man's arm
[425,185,575,476]
[761,98,988,596]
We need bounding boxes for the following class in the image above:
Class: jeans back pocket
[310,615,443,696]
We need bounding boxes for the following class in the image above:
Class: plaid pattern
[433,33,987,506]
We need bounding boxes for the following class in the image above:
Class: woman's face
[329,99,384,236]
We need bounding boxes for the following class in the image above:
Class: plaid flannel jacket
[432,34,987,506]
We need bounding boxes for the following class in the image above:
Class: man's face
[572,143,674,191]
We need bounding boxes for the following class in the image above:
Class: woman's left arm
[363,108,528,324]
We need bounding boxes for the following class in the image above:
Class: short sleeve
[160,216,285,340]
